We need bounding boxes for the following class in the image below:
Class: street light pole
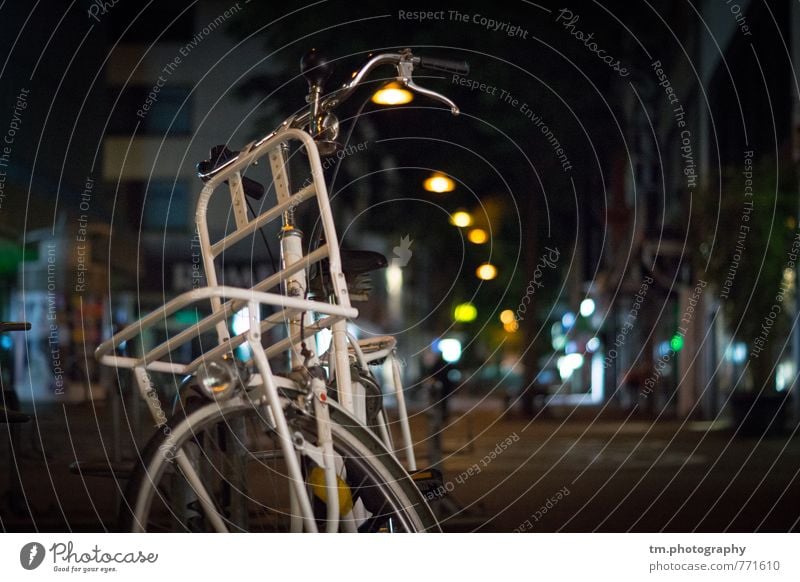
[792,0,800,427]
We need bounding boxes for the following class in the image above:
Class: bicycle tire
[119,393,439,532]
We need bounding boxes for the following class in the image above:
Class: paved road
[2,396,798,532]
[418,399,800,532]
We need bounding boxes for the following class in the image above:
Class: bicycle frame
[96,48,468,531]
[97,126,415,532]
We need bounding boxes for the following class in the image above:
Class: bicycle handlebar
[417,56,470,76]
[198,49,468,182]
[320,52,407,111]
[295,50,465,123]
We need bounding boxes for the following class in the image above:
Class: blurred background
[1,0,800,532]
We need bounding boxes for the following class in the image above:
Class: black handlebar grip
[0,322,31,332]
[301,48,333,86]
[418,56,470,76]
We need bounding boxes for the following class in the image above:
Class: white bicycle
[96,48,469,532]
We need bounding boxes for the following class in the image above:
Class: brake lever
[404,78,460,115]
[397,58,460,116]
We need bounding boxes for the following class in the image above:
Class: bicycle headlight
[195,359,239,401]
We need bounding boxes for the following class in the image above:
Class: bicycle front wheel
[120,393,438,532]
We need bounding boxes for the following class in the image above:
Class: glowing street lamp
[670,334,684,352]
[453,302,478,323]
[476,263,497,280]
[499,309,515,324]
[468,228,488,244]
[371,82,413,106]
[579,298,596,317]
[437,338,463,363]
[423,172,455,193]
[450,211,473,228]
